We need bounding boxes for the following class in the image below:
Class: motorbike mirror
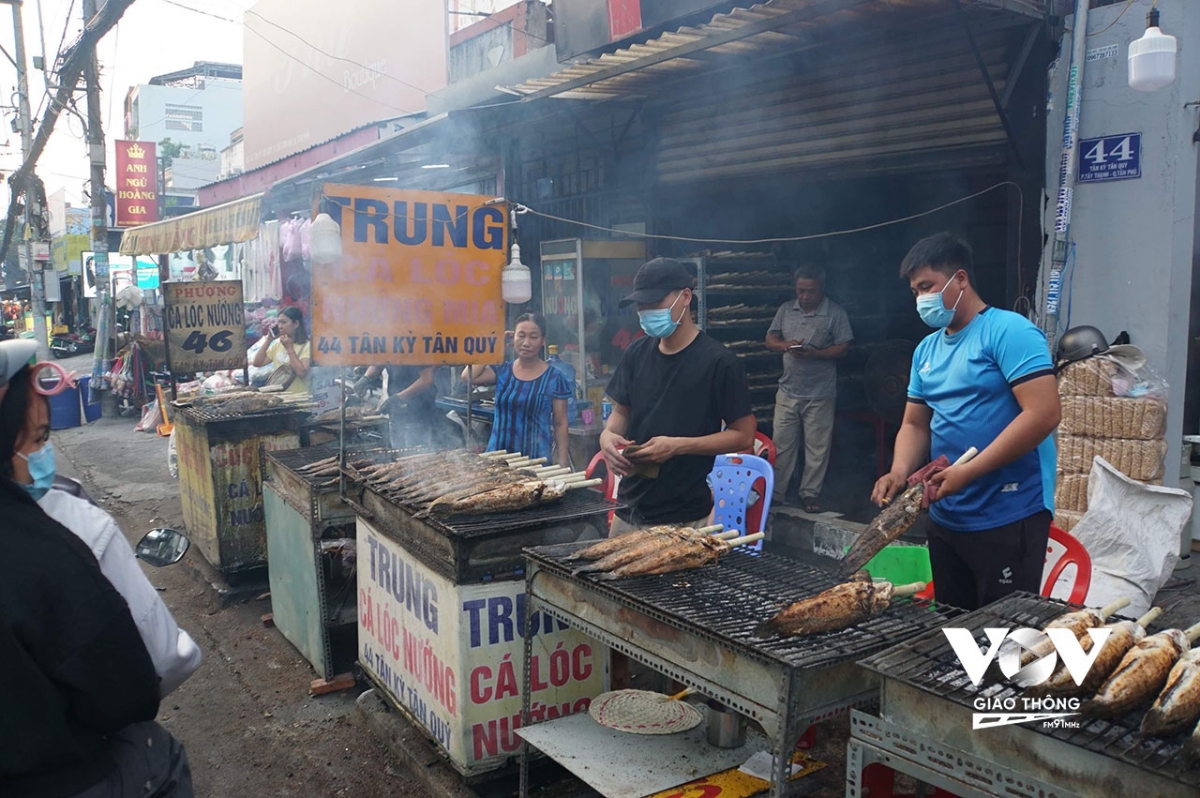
[136,528,190,567]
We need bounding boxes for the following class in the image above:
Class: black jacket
[0,479,161,798]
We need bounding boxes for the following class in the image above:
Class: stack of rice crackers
[1055,357,1167,531]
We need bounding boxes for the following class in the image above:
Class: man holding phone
[765,264,853,512]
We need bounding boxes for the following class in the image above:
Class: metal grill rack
[519,542,958,797]
[179,401,307,424]
[355,477,618,584]
[851,592,1200,798]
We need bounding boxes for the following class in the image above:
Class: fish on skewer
[1082,623,1200,718]
[754,579,927,638]
[595,533,765,581]
[567,525,705,561]
[573,527,732,575]
[1030,608,1162,697]
[1004,598,1132,669]
[1142,649,1200,737]
[840,485,924,576]
[428,479,569,516]
[840,447,978,576]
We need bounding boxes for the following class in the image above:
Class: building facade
[124,62,243,155]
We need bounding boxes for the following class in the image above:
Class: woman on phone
[251,306,311,393]
[462,313,571,466]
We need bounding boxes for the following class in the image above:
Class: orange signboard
[311,185,508,366]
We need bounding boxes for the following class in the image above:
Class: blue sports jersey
[908,307,1056,532]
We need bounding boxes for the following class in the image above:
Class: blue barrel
[49,384,82,430]
[79,376,102,422]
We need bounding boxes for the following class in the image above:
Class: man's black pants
[926,510,1051,611]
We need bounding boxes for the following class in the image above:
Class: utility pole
[8,0,50,360]
[82,0,112,397]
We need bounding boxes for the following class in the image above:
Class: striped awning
[119,193,264,256]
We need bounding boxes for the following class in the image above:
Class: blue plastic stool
[709,453,774,551]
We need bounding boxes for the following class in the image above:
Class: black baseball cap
[619,258,696,308]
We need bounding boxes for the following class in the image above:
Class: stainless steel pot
[706,701,747,748]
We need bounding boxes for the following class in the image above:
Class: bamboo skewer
[696,524,724,535]
[722,532,765,548]
[1099,597,1132,620]
[1138,608,1163,627]
[566,478,604,490]
[891,582,928,598]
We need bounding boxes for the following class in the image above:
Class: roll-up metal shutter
[655,27,1012,184]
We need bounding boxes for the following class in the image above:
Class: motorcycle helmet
[1056,325,1109,371]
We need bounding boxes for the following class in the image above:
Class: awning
[119,193,264,256]
[507,0,1048,102]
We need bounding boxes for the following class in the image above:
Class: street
[51,355,429,797]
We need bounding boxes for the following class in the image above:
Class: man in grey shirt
[765,264,853,512]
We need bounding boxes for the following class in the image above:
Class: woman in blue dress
[463,313,572,466]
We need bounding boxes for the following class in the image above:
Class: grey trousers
[771,390,835,501]
[73,722,193,798]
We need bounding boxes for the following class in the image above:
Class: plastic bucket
[79,376,102,423]
[49,384,82,430]
[857,544,933,585]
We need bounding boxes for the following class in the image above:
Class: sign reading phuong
[164,281,248,372]
[312,185,508,366]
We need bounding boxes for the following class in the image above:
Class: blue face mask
[639,292,685,339]
[18,441,56,501]
[916,277,964,329]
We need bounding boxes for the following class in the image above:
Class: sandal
[802,498,822,513]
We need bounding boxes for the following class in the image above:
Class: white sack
[1052,456,1191,617]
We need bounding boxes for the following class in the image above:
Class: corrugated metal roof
[509,0,1047,102]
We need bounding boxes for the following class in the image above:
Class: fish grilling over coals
[428,479,569,516]
[753,579,926,638]
[593,533,763,580]
[1082,623,1200,718]
[1030,608,1161,698]
[567,525,690,561]
[1142,649,1200,737]
[571,526,725,574]
[1002,598,1131,669]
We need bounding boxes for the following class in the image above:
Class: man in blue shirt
[871,233,1061,610]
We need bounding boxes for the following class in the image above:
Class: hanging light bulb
[309,212,343,265]
[501,240,532,304]
[1129,7,1177,92]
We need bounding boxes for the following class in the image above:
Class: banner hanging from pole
[311,184,508,366]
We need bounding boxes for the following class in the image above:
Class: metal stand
[517,562,878,798]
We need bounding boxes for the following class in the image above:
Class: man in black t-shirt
[357,364,439,450]
[601,258,755,533]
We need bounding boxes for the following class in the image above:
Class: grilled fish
[839,484,923,576]
[754,580,922,638]
[1005,598,1130,668]
[1082,629,1190,718]
[573,528,703,575]
[1032,609,1160,698]
[1142,649,1200,737]
[430,479,567,517]
[596,536,728,580]
[568,526,690,561]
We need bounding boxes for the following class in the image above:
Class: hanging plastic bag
[134,399,162,432]
[1055,457,1192,618]
[281,218,302,262]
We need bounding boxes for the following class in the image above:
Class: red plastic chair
[585,451,621,526]
[746,432,777,467]
[914,525,1091,604]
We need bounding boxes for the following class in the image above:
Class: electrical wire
[512,180,1024,247]
[243,24,415,116]
[244,9,437,97]
[51,0,78,75]
[157,0,237,23]
[1089,0,1132,38]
